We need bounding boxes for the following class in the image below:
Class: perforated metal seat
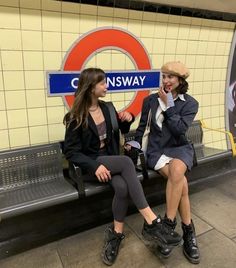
[0,143,78,219]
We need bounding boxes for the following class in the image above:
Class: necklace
[89,105,99,112]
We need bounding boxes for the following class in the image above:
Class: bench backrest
[0,143,63,191]
[185,120,203,149]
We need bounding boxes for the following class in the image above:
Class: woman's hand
[118,111,132,122]
[158,86,168,106]
[95,165,111,182]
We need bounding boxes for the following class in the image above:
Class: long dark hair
[64,68,106,128]
[175,77,189,94]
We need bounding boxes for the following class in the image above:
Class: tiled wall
[0,0,235,150]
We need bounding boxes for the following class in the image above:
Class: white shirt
[154,94,185,170]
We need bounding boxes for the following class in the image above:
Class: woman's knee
[112,177,129,198]
[168,160,186,183]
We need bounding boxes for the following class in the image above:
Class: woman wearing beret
[135,61,200,264]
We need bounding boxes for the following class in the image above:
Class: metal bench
[0,143,78,220]
[67,119,236,198]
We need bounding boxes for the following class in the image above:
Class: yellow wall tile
[5,90,26,110]
[202,81,212,94]
[165,39,177,54]
[43,52,62,70]
[203,68,213,81]
[156,13,169,22]
[42,11,61,32]
[166,24,179,39]
[80,4,97,15]
[0,111,8,130]
[178,24,190,39]
[96,53,111,69]
[128,19,142,37]
[0,29,22,50]
[113,18,128,29]
[125,57,135,69]
[143,11,156,22]
[29,125,48,144]
[185,55,196,68]
[43,32,62,51]
[98,6,113,17]
[199,27,211,41]
[111,92,125,102]
[9,127,30,148]
[62,1,80,13]
[128,10,142,20]
[212,68,222,81]
[0,6,20,29]
[0,130,10,149]
[1,51,23,70]
[62,33,78,52]
[28,108,47,126]
[154,22,167,38]
[21,8,42,30]
[180,16,191,25]
[114,8,129,18]
[141,38,152,54]
[20,0,40,9]
[0,0,19,7]
[97,16,113,28]
[48,123,65,142]
[112,101,125,111]
[141,21,155,38]
[168,15,181,24]
[7,109,28,128]
[176,40,188,54]
[187,40,198,54]
[47,106,65,124]
[209,28,220,42]
[79,15,97,33]
[151,54,164,69]
[42,0,61,12]
[188,25,200,40]
[23,51,44,70]
[194,68,204,82]
[195,56,206,68]
[62,13,80,33]
[111,53,126,70]
[214,56,223,68]
[25,71,45,89]
[0,73,3,90]
[46,96,64,107]
[0,91,6,110]
[26,89,46,108]
[191,18,202,26]
[124,92,135,101]
[3,71,25,90]
[205,56,215,68]
[206,42,217,55]
[22,31,42,51]
[197,41,208,55]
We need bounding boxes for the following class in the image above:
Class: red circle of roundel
[63,28,151,117]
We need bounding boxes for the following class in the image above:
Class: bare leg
[159,159,189,222]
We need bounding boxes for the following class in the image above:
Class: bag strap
[105,102,120,148]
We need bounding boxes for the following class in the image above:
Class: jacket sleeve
[118,113,135,134]
[163,97,199,137]
[63,120,100,174]
[135,97,150,146]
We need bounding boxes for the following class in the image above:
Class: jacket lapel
[88,114,99,136]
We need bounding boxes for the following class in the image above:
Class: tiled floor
[0,173,236,268]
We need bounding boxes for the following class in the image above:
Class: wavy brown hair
[64,68,106,128]
[175,77,189,94]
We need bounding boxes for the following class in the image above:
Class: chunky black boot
[101,226,125,266]
[182,220,200,264]
[142,215,182,247]
[158,215,178,258]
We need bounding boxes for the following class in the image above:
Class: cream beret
[161,61,190,79]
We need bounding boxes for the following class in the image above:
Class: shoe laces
[185,230,198,249]
[107,234,124,255]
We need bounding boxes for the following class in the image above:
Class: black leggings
[94,155,148,222]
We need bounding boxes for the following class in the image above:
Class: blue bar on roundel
[47,70,160,96]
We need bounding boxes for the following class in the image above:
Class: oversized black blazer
[64,101,133,174]
[135,93,199,170]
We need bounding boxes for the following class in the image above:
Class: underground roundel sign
[47,27,160,117]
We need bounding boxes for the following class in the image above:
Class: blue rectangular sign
[47,70,160,96]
